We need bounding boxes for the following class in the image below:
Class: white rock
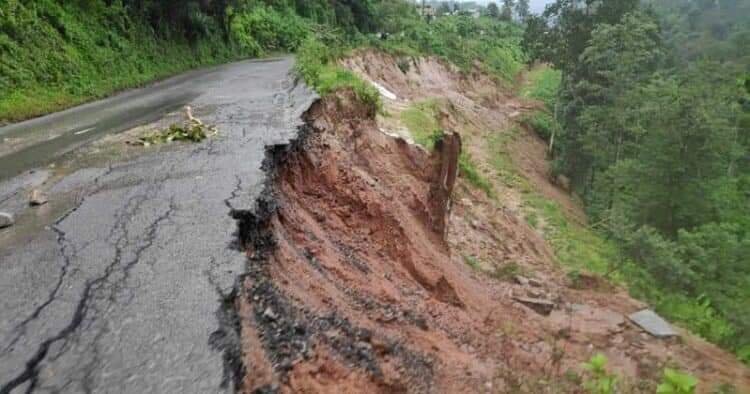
[629,309,678,338]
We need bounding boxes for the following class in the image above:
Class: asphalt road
[0,57,316,393]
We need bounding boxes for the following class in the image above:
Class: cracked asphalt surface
[0,57,316,393]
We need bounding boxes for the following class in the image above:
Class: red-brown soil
[236,52,750,393]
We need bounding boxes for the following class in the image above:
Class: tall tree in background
[437,2,451,16]
[571,12,664,219]
[487,2,500,18]
[516,0,530,21]
[501,0,515,21]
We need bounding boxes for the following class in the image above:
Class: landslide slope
[234,52,750,393]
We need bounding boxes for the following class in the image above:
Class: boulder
[0,212,14,229]
[513,296,555,316]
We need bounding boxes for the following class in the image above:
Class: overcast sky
[460,0,556,13]
[529,0,556,13]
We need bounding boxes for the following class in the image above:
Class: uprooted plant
[137,106,217,146]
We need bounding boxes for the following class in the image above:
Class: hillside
[234,47,750,392]
[1,0,748,392]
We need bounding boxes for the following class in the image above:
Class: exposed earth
[235,52,750,393]
[0,53,749,394]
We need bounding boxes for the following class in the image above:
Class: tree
[571,11,663,195]
[487,2,500,18]
[501,0,514,21]
[515,0,530,21]
[437,2,451,16]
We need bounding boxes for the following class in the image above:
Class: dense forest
[523,0,750,362]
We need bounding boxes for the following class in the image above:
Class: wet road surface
[0,57,316,393]
[0,58,281,181]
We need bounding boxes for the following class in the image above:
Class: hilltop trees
[487,2,500,18]
[501,0,515,21]
[516,0,530,21]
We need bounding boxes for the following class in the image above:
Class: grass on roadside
[295,37,381,115]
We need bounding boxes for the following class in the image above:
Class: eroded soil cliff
[233,52,750,393]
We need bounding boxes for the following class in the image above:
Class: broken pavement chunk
[0,212,14,228]
[629,309,678,338]
[513,296,555,316]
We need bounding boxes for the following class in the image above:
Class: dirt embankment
[233,52,750,393]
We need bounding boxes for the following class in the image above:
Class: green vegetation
[463,255,482,271]
[520,65,561,149]
[655,369,698,394]
[295,37,381,115]
[138,122,217,146]
[490,261,524,282]
[0,0,381,123]
[524,0,750,361]
[525,195,618,275]
[487,128,527,188]
[521,67,561,108]
[372,14,527,82]
[582,354,618,394]
[400,100,442,148]
[580,354,699,394]
[459,153,494,197]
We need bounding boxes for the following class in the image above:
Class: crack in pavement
[0,57,317,393]
[0,187,176,394]
[1,165,115,358]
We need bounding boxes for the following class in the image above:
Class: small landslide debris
[513,296,555,316]
[29,189,48,206]
[514,275,529,286]
[629,309,679,338]
[135,106,217,147]
[0,212,14,228]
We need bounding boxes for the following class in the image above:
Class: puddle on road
[0,112,189,251]
[0,95,195,181]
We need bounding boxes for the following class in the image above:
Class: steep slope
[232,52,750,393]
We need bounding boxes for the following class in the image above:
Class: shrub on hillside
[295,37,381,116]
[229,6,309,55]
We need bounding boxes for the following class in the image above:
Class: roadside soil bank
[233,52,749,393]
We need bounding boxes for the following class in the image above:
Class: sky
[458,0,556,14]
[529,0,556,13]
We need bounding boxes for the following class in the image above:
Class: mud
[231,52,749,393]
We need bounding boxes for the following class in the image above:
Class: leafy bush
[522,111,558,141]
[626,227,697,291]
[522,66,561,108]
[372,15,526,82]
[295,37,381,115]
[581,354,618,394]
[656,369,697,394]
[229,6,309,56]
[0,1,244,122]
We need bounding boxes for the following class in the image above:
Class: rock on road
[0,57,316,393]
